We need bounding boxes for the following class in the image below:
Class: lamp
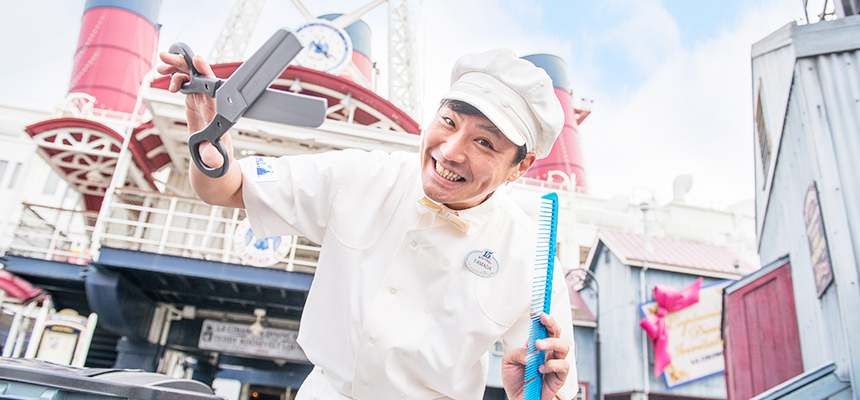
[248,308,266,336]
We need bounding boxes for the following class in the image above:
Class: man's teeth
[436,161,463,182]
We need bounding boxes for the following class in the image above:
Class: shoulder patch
[253,157,277,182]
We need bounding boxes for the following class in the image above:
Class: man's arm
[156,52,245,209]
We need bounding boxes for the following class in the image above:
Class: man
[159,47,577,399]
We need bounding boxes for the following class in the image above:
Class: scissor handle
[168,42,222,97]
[188,114,232,178]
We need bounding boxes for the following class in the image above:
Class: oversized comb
[524,192,559,399]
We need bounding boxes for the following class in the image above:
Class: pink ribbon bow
[639,277,703,376]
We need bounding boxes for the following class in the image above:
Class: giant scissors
[169,29,327,178]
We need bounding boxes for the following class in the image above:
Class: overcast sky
[0,0,814,209]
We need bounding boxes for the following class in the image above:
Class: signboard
[29,309,97,368]
[640,280,732,388]
[804,182,834,297]
[35,325,81,365]
[198,319,307,362]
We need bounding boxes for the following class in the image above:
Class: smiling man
[159,47,577,400]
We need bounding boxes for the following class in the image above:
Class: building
[721,10,860,400]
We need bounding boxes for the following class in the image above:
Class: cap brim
[442,89,527,147]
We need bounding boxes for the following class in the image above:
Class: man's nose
[439,130,467,163]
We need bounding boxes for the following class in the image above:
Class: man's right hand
[156,52,217,134]
[156,52,245,208]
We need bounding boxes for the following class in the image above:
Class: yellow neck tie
[418,196,470,233]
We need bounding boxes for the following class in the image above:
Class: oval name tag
[465,249,500,278]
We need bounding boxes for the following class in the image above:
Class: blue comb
[524,192,559,399]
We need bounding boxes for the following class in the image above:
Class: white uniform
[240,149,577,399]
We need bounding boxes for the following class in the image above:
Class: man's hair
[439,99,528,166]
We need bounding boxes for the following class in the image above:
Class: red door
[723,260,804,399]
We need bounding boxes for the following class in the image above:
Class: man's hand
[156,52,217,134]
[502,313,570,400]
[156,52,244,208]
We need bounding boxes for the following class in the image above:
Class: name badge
[465,249,500,278]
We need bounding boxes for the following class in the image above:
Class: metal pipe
[575,267,601,400]
[640,202,651,399]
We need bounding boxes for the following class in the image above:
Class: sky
[0,0,815,210]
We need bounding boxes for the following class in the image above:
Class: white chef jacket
[239,149,577,400]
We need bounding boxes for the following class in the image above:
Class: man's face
[420,104,536,210]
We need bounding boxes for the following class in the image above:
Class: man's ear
[507,153,537,182]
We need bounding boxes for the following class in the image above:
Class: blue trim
[1,255,85,282]
[522,54,569,90]
[96,247,313,291]
[84,0,161,28]
[216,364,312,388]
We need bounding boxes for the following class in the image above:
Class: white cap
[442,48,564,159]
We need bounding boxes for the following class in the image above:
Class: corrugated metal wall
[813,50,860,272]
[757,45,860,389]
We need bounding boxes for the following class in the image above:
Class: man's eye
[443,117,455,127]
[477,139,495,150]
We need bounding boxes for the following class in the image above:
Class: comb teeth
[524,193,559,400]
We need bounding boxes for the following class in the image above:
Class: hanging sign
[198,319,307,362]
[804,182,834,297]
[640,280,732,388]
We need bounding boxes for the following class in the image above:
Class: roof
[588,229,758,278]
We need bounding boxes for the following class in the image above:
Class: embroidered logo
[254,156,277,182]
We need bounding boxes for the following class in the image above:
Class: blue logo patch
[253,157,277,182]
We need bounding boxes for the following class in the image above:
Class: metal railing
[96,187,320,273]
[4,204,96,265]
[5,188,321,273]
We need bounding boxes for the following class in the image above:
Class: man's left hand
[501,313,570,400]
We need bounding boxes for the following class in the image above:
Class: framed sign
[198,320,307,362]
[640,280,733,388]
[804,182,834,297]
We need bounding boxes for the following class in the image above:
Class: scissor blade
[243,89,328,128]
[216,29,303,122]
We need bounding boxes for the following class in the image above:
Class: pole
[639,202,651,400]
[575,267,600,400]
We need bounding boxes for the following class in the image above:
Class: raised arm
[156,52,245,208]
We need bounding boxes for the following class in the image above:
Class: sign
[30,309,97,367]
[198,320,307,362]
[804,182,834,297]
[640,280,732,388]
[233,219,292,267]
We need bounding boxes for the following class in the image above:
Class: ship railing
[93,187,320,273]
[5,188,321,273]
[3,203,96,265]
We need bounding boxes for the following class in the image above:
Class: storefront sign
[804,182,834,297]
[640,280,732,388]
[198,320,307,362]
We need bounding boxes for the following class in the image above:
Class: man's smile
[434,159,465,182]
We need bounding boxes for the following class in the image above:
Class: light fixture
[289,78,303,93]
[248,308,266,336]
[340,93,353,108]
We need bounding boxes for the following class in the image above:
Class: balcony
[3,188,321,273]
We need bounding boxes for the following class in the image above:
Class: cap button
[482,84,492,93]
[502,97,512,107]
